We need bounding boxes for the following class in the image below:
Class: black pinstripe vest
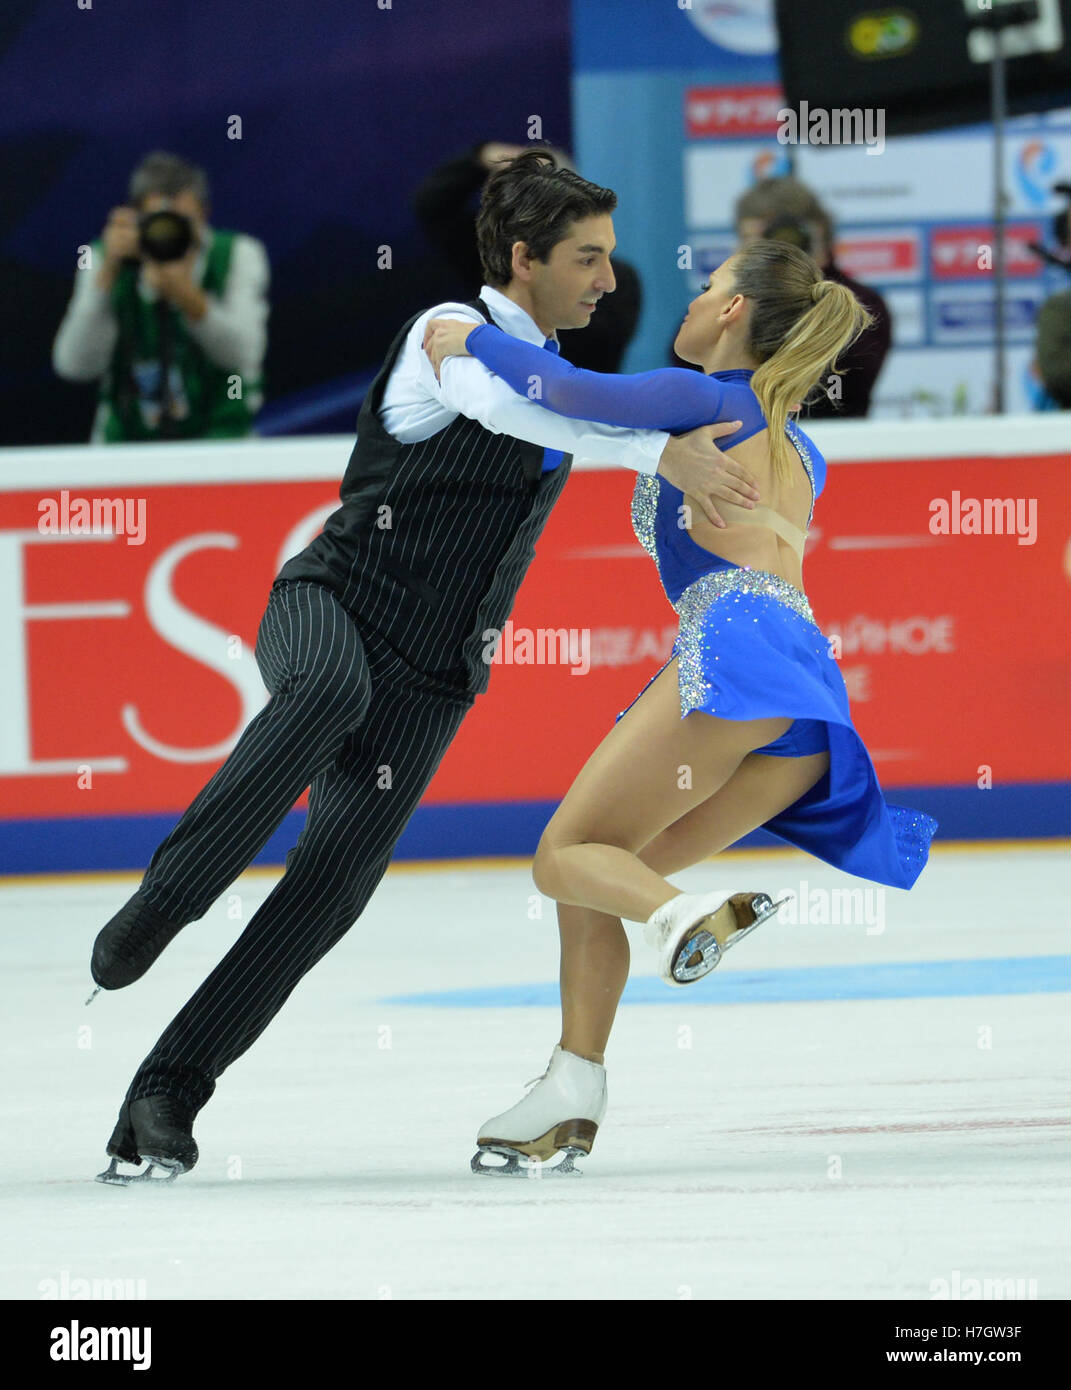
[277,298,573,694]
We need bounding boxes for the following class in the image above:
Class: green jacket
[97,228,261,440]
[1036,289,1071,408]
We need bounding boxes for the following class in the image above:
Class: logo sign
[1015,140,1060,206]
[834,229,921,282]
[691,236,738,281]
[931,224,1044,279]
[685,84,785,138]
[684,0,778,56]
[846,9,919,59]
[932,286,1044,343]
[751,147,793,182]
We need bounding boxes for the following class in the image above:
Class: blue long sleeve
[465,322,766,444]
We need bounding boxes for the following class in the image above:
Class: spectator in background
[52,151,269,442]
[1031,191,1071,409]
[1034,289,1071,408]
[412,141,642,371]
[731,177,891,418]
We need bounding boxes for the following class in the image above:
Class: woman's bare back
[677,426,813,592]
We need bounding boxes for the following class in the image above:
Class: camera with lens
[1027,183,1071,275]
[761,216,815,257]
[137,205,195,262]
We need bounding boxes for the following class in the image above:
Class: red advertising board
[2,428,1069,827]
[684,83,785,138]
[833,230,920,283]
[930,223,1044,279]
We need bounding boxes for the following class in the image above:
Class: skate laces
[113,901,179,964]
[523,1052,558,1089]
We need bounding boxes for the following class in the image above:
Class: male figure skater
[90,151,759,1182]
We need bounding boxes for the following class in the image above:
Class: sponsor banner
[794,130,1071,224]
[576,0,1071,403]
[833,228,921,283]
[930,283,1047,345]
[683,232,738,286]
[2,429,1069,849]
[930,223,1045,280]
[881,288,927,347]
[685,83,784,138]
[686,132,1065,240]
[684,141,793,228]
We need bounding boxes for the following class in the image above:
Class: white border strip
[804,413,1071,463]
[1,413,1067,490]
[0,436,350,490]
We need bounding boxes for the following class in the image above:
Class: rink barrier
[2,415,1069,873]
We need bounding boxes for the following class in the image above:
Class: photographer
[733,177,891,418]
[52,151,269,441]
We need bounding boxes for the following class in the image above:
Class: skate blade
[669,894,790,985]
[95,1155,184,1186]
[84,985,101,1006]
[470,1144,587,1177]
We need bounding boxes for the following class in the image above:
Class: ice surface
[1,843,1068,1300]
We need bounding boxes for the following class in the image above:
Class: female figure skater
[424,239,938,1175]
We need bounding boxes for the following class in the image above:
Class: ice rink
[2,840,1068,1302]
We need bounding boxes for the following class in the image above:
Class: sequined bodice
[630,420,819,606]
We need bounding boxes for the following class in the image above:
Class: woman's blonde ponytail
[729,242,876,483]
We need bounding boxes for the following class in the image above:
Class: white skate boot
[471,1045,607,1177]
[644,890,786,987]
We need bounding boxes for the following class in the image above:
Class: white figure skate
[471,1045,607,1177]
[644,890,787,987]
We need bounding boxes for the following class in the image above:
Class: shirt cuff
[628,430,670,475]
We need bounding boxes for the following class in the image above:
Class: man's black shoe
[97,1096,199,1185]
[91,889,187,989]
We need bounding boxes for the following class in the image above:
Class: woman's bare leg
[556,746,831,1063]
[557,904,629,1064]
[532,658,794,922]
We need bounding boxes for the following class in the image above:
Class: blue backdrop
[0,0,571,442]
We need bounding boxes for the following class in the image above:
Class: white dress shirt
[379,283,668,472]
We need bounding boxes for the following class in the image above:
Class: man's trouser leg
[125,650,473,1112]
[137,580,372,923]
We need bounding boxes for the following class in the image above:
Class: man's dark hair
[475,149,616,287]
[128,151,210,209]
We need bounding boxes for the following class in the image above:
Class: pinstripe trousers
[126,579,472,1112]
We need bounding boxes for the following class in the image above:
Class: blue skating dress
[465,325,938,889]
